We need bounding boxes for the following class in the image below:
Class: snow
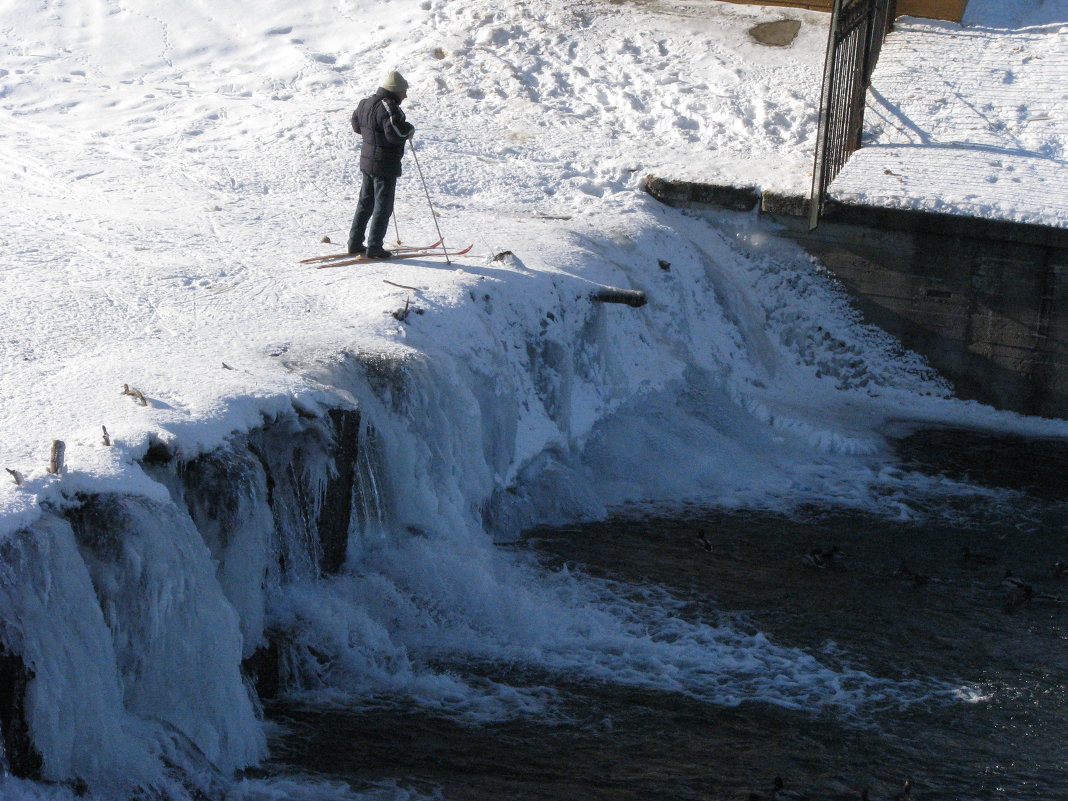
[0,0,822,534]
[0,0,823,537]
[833,12,1068,226]
[2,0,1068,797]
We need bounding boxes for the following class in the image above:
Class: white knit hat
[382,71,409,96]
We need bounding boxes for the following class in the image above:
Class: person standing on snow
[347,71,415,259]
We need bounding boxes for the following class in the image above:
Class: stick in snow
[122,384,150,406]
[589,287,647,308]
[384,279,422,291]
[6,468,23,486]
[102,425,111,447]
[48,440,65,475]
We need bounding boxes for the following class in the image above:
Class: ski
[315,244,473,269]
[299,238,444,264]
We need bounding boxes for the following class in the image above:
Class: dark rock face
[0,640,43,779]
[241,638,282,701]
[180,447,264,545]
[318,409,361,576]
[65,494,127,563]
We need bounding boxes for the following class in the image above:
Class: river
[262,428,1068,801]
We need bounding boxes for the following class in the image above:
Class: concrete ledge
[820,200,1068,250]
[761,191,812,218]
[646,176,1068,250]
[645,176,759,213]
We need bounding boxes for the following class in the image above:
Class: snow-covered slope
[3,1,1068,799]
[0,0,835,534]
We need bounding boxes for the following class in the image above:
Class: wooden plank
[715,0,968,20]
[896,0,967,21]
[719,0,834,9]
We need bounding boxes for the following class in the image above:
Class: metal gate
[808,0,898,229]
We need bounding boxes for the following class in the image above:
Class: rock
[0,640,43,778]
[749,19,802,47]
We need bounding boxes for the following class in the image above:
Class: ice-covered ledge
[645,174,1068,418]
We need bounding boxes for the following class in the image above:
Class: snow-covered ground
[0,0,838,535]
[2,0,1068,798]
[835,8,1068,226]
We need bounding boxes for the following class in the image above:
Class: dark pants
[348,172,397,252]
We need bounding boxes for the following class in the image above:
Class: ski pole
[392,212,402,246]
[407,136,449,265]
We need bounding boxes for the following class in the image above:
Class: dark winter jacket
[351,88,414,178]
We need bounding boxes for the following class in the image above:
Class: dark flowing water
[265,429,1068,801]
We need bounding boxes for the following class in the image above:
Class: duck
[1003,570,1065,605]
[1052,562,1068,578]
[802,545,840,569]
[820,545,842,563]
[771,776,809,801]
[695,529,713,552]
[801,550,827,569]
[1001,570,1034,597]
[893,779,916,800]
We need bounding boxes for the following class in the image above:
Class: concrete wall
[770,202,1068,418]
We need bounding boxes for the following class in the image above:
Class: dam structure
[649,2,1068,418]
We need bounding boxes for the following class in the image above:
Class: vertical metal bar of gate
[808,0,843,231]
[808,0,896,230]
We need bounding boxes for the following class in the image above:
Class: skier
[347,71,415,259]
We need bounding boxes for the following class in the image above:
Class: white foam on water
[0,777,77,801]
[269,531,955,726]
[225,777,440,801]
[0,774,439,801]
